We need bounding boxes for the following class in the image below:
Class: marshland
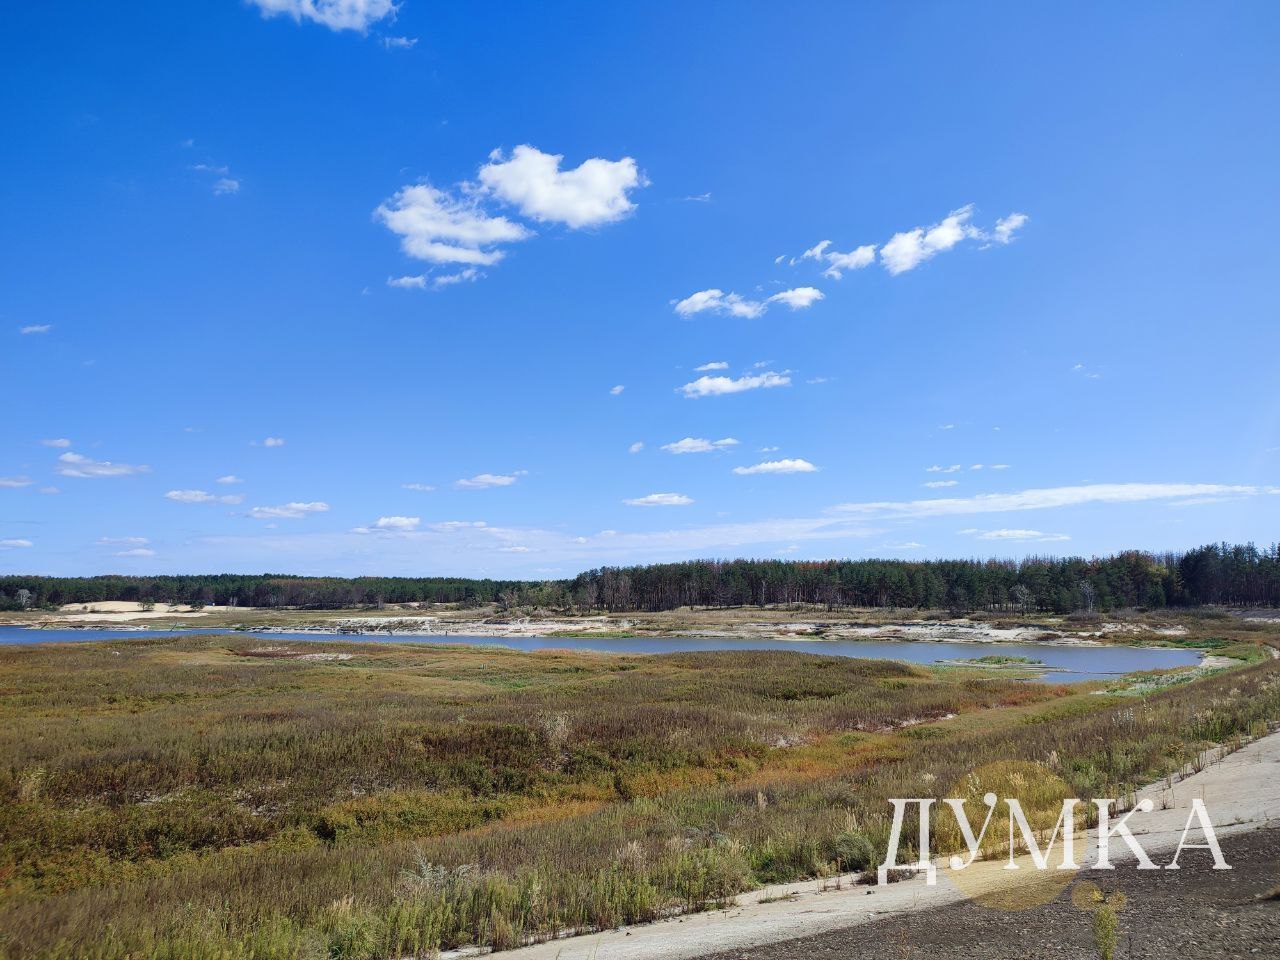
[1,604,1277,959]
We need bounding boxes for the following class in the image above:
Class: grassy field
[1,626,1278,959]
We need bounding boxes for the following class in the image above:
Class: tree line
[2,542,1278,614]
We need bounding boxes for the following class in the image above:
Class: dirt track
[698,826,1280,960]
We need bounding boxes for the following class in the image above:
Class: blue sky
[3,1,1279,577]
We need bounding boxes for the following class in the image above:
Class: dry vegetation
[0,628,1277,959]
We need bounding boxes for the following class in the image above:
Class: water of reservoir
[0,625,1204,683]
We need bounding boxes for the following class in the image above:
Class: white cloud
[832,483,1270,520]
[38,486,59,495]
[923,480,959,488]
[375,184,532,267]
[970,464,984,471]
[880,205,981,275]
[694,361,729,371]
[366,515,421,532]
[732,458,818,475]
[165,489,244,505]
[797,205,1026,278]
[431,268,479,288]
[628,441,644,454]
[938,423,956,430]
[0,539,33,549]
[213,177,240,196]
[246,0,397,32]
[679,371,791,398]
[767,287,824,310]
[402,482,435,492]
[610,384,625,395]
[0,476,33,488]
[20,324,52,334]
[382,35,417,49]
[673,289,766,319]
[40,438,72,448]
[801,240,877,279]
[624,492,693,506]
[661,437,739,455]
[674,287,822,318]
[98,537,149,545]
[991,464,1011,470]
[926,464,963,473]
[263,437,286,447]
[478,145,645,228]
[217,475,243,485]
[456,472,523,489]
[961,528,1070,543]
[387,274,427,289]
[991,213,1029,245]
[248,501,330,520]
[115,547,157,557]
[57,452,150,478]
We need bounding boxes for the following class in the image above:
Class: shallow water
[0,625,1202,683]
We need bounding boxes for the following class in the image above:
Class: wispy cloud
[20,324,52,335]
[926,464,962,473]
[795,205,1028,278]
[661,437,739,454]
[0,476,33,488]
[628,441,644,454]
[57,452,150,478]
[623,492,693,507]
[694,361,728,371]
[678,371,790,398]
[609,384,625,396]
[0,539,33,549]
[960,528,1070,543]
[248,501,330,520]
[832,482,1273,520]
[923,480,959,488]
[402,482,435,492]
[40,438,72,448]
[246,0,397,33]
[165,489,244,505]
[115,547,156,557]
[673,287,823,318]
[456,472,524,489]
[382,35,417,49]
[216,475,243,485]
[97,537,149,546]
[732,458,818,475]
[262,437,286,447]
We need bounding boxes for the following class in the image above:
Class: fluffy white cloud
[732,458,818,475]
[628,441,644,454]
[880,205,981,275]
[387,274,427,289]
[402,482,435,492]
[165,489,244,505]
[478,145,645,228]
[217,475,243,485]
[40,438,71,448]
[623,492,693,506]
[767,287,824,310]
[991,213,1029,245]
[58,452,150,478]
[694,361,728,371]
[661,437,739,454]
[610,384,625,395]
[0,539,33,549]
[674,287,823,318]
[376,184,532,266]
[248,501,330,519]
[213,177,240,196]
[679,371,791,398]
[961,528,1070,543]
[456,472,523,489]
[801,240,877,279]
[797,205,1027,278]
[832,483,1270,520]
[246,0,397,32]
[20,324,52,334]
[263,437,286,447]
[673,289,766,319]
[0,476,33,488]
[923,480,959,488]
